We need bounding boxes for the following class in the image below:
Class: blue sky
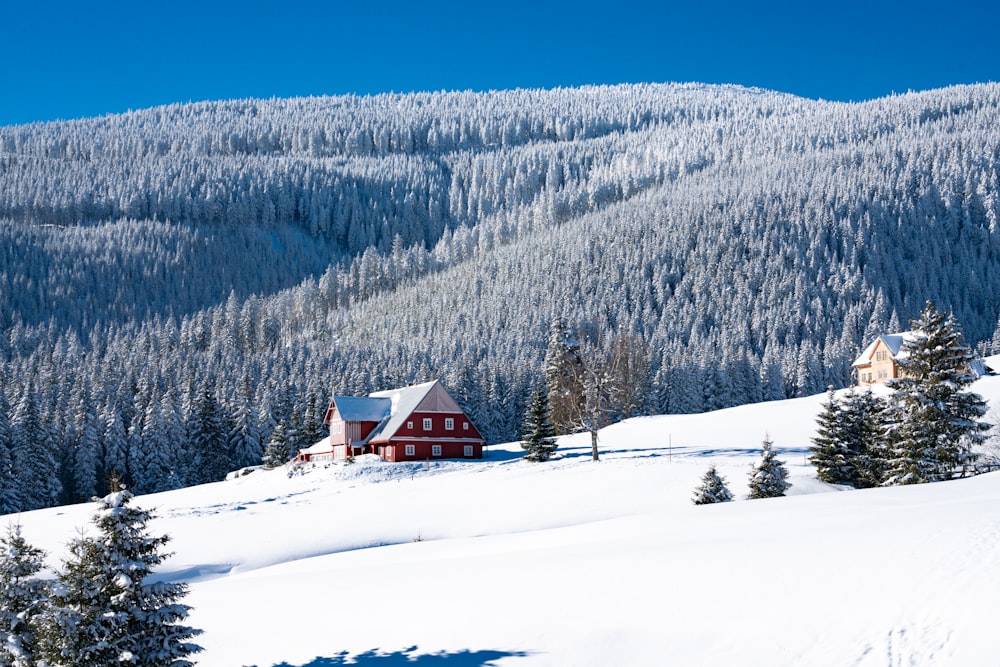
[2,0,998,126]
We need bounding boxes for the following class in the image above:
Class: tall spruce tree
[37,487,201,667]
[10,390,61,512]
[0,524,48,667]
[883,302,990,484]
[692,465,734,505]
[748,436,790,499]
[187,383,231,484]
[520,386,557,462]
[0,389,17,515]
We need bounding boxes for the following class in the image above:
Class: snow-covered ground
[13,375,1000,666]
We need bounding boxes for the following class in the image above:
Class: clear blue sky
[2,0,998,126]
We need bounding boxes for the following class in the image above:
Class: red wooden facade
[296,380,485,463]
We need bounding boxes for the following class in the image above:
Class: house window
[464,445,474,457]
[423,418,432,430]
[332,422,342,434]
[405,444,415,456]
[445,418,454,430]
[463,422,469,431]
[407,421,413,430]
[432,445,442,457]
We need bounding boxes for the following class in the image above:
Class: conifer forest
[3,82,1000,510]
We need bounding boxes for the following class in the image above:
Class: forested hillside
[2,82,1000,511]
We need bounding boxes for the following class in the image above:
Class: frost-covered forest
[2,82,1000,510]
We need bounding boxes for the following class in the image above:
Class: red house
[296,380,485,463]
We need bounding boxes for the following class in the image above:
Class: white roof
[300,436,332,455]
[366,380,444,443]
[852,331,916,367]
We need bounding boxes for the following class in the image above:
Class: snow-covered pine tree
[299,391,327,448]
[0,389,18,515]
[883,302,990,485]
[36,487,202,667]
[840,389,887,488]
[520,386,558,462]
[187,383,231,484]
[748,436,790,499]
[809,387,854,485]
[10,389,61,511]
[228,375,264,470]
[544,317,585,435]
[262,419,291,469]
[0,524,48,667]
[692,465,734,505]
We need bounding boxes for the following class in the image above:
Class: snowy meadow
[12,375,1000,666]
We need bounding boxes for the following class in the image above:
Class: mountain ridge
[2,81,1000,508]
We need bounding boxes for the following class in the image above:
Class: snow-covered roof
[366,380,443,443]
[852,331,916,367]
[321,380,471,446]
[331,396,393,423]
[300,436,332,455]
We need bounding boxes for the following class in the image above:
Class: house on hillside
[852,332,992,387]
[295,380,485,463]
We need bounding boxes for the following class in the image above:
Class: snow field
[13,375,1000,665]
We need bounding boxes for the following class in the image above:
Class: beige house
[853,331,992,387]
[852,332,914,387]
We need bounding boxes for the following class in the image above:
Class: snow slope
[13,376,1000,666]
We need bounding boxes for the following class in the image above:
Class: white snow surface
[12,377,1000,666]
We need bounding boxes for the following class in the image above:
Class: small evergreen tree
[520,386,557,462]
[692,465,734,505]
[262,419,291,469]
[841,389,887,488]
[809,387,887,487]
[0,524,48,667]
[748,436,790,499]
[809,387,854,484]
[37,486,202,667]
[883,302,990,484]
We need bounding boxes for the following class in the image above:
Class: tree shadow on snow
[264,646,532,666]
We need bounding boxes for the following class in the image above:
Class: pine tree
[748,436,790,499]
[187,383,231,484]
[544,317,585,435]
[841,389,887,488]
[262,420,291,469]
[809,386,888,488]
[0,389,18,515]
[229,375,264,470]
[37,487,202,667]
[10,390,61,512]
[520,386,557,462]
[692,465,734,505]
[883,302,990,485]
[298,391,327,448]
[0,524,48,667]
[809,387,854,485]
